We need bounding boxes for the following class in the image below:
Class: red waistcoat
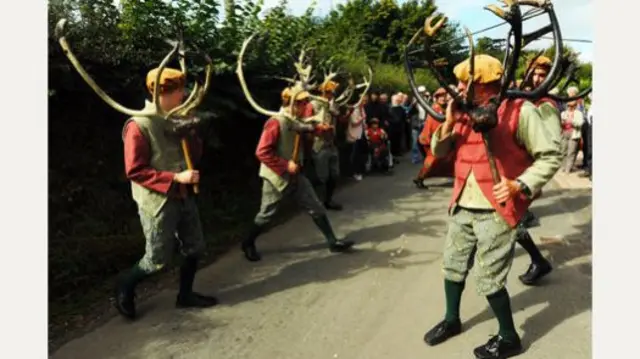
[450,99,534,228]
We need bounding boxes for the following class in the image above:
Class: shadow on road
[50,163,593,359]
[529,188,592,219]
[220,217,448,306]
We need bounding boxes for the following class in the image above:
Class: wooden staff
[181,138,199,194]
[292,133,301,163]
[289,133,302,182]
[482,132,504,207]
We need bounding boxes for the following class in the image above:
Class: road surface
[51,162,592,359]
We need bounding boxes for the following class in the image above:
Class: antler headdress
[403,0,590,122]
[334,64,374,109]
[54,19,213,121]
[236,32,325,124]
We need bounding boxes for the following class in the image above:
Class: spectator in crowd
[345,95,369,181]
[389,93,407,158]
[560,99,585,173]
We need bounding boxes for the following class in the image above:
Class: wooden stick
[292,133,301,163]
[482,132,505,207]
[181,138,199,194]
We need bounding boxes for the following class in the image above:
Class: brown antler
[547,57,592,102]
[403,13,461,122]
[55,18,178,118]
[486,0,565,101]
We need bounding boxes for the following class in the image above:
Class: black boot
[312,215,354,252]
[176,256,219,308]
[241,223,264,262]
[519,260,552,286]
[413,177,428,189]
[113,264,147,320]
[516,231,552,285]
[324,179,343,211]
[521,211,539,228]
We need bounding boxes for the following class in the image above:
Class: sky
[261,0,594,63]
[110,0,593,63]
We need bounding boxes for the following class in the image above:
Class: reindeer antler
[484,0,565,101]
[236,33,282,119]
[166,43,214,118]
[237,33,322,124]
[336,64,373,108]
[403,13,461,122]
[56,18,212,120]
[55,19,180,118]
[293,48,317,89]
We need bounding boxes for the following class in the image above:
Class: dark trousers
[388,124,403,156]
[581,121,592,172]
[348,136,369,175]
[404,121,412,152]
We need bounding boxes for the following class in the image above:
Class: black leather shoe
[113,285,136,320]
[413,178,428,189]
[324,201,343,211]
[518,260,552,286]
[241,242,261,262]
[176,292,219,308]
[423,319,462,346]
[329,240,355,252]
[473,335,523,359]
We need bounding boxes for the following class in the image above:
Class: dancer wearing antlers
[428,56,562,358]
[311,77,344,210]
[402,0,583,356]
[55,19,219,320]
[308,63,372,208]
[413,87,455,189]
[236,34,355,262]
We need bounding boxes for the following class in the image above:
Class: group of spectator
[329,83,592,186]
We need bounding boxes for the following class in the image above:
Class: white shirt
[347,105,366,142]
[561,110,585,140]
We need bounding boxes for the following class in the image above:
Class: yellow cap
[319,80,339,93]
[453,54,503,84]
[529,55,552,70]
[146,67,185,94]
[281,87,310,101]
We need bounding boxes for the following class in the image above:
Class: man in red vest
[413,87,454,188]
[422,54,562,359]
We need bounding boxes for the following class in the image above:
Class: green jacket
[259,114,313,192]
[122,101,186,217]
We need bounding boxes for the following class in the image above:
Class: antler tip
[55,18,68,39]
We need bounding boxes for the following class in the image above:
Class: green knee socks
[444,279,465,323]
[487,288,519,342]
